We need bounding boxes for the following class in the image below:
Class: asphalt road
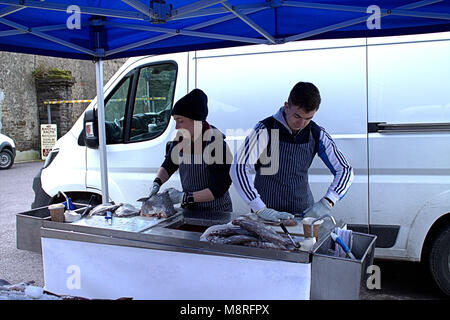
[0,161,447,300]
[0,160,45,287]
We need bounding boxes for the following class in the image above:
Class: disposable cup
[302,217,323,238]
[48,203,65,222]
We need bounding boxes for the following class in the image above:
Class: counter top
[40,208,343,264]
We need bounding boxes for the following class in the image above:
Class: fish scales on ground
[232,217,292,248]
[89,203,123,216]
[139,191,176,218]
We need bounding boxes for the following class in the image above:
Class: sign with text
[40,124,57,160]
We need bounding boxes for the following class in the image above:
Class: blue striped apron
[254,129,315,215]
[179,153,233,212]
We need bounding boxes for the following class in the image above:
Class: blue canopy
[1,0,449,60]
[2,0,449,203]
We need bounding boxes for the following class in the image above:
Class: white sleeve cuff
[249,197,266,213]
[324,191,340,205]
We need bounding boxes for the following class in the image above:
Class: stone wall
[35,78,76,140]
[0,52,127,157]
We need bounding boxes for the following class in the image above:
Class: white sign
[40,124,57,160]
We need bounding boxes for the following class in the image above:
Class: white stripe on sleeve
[317,129,354,204]
[230,122,269,212]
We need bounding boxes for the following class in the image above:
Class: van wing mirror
[84,109,99,149]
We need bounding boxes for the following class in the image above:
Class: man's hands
[256,207,294,223]
[303,197,333,218]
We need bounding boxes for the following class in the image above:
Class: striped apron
[179,153,233,212]
[254,129,316,215]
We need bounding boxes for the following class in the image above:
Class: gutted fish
[242,212,298,226]
[200,222,255,241]
[203,235,227,244]
[89,203,123,217]
[114,203,140,217]
[200,217,297,251]
[244,241,290,251]
[139,191,176,218]
[232,217,292,248]
[223,235,258,245]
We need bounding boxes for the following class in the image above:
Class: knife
[80,194,97,217]
[280,222,300,248]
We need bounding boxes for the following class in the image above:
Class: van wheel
[0,149,14,170]
[428,223,450,296]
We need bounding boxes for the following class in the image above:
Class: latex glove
[256,207,294,223]
[166,188,184,205]
[148,181,160,198]
[303,197,333,219]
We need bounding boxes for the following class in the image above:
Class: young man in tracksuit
[148,88,233,212]
[230,82,354,222]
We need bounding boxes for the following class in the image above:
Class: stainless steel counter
[40,209,329,264]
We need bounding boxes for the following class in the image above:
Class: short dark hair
[287,82,321,112]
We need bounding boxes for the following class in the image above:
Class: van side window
[104,76,131,144]
[129,63,177,142]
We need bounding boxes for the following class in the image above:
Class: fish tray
[310,231,377,300]
[16,203,87,253]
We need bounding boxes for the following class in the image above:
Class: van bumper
[31,167,52,209]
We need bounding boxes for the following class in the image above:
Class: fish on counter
[87,203,141,218]
[89,203,123,217]
[244,240,290,251]
[138,191,177,218]
[240,212,298,226]
[200,216,296,251]
[114,203,141,217]
[232,217,293,248]
[200,222,256,239]
[223,234,259,245]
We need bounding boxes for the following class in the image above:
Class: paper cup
[48,203,65,222]
[302,217,323,238]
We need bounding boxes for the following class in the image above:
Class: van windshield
[104,76,131,144]
[129,63,177,142]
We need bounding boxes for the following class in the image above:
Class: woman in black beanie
[147,89,233,212]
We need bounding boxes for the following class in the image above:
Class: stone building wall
[0,52,127,159]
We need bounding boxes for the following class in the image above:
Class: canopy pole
[95,58,109,204]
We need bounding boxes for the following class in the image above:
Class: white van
[32,32,450,295]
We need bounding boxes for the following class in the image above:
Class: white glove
[303,197,333,219]
[166,188,184,205]
[148,181,160,198]
[256,207,294,223]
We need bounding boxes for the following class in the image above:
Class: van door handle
[368,122,450,133]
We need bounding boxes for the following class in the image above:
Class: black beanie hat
[171,88,208,121]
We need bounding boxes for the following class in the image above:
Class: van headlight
[43,149,59,169]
